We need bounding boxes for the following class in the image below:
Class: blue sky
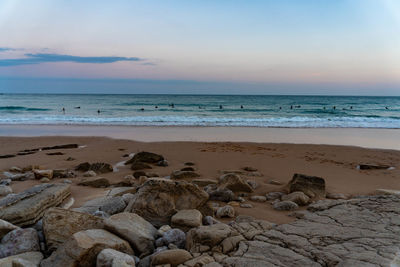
[0,0,399,95]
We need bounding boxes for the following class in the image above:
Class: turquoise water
[0,94,399,128]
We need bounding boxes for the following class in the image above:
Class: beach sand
[1,134,399,224]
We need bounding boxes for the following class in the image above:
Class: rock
[53,169,76,178]
[75,162,113,174]
[125,151,164,165]
[39,178,49,183]
[96,248,136,267]
[41,144,79,150]
[206,186,235,202]
[0,183,71,226]
[266,191,285,200]
[281,191,310,206]
[326,192,350,200]
[9,167,22,173]
[242,166,257,172]
[63,179,72,184]
[83,170,97,177]
[0,220,19,239]
[247,180,258,190]
[287,173,325,198]
[33,170,53,180]
[186,224,233,253]
[78,177,110,188]
[191,179,217,187]
[124,178,209,227]
[3,172,34,182]
[223,195,400,266]
[0,252,43,267]
[40,229,133,267]
[221,235,246,254]
[122,193,135,205]
[358,164,391,170]
[216,205,235,218]
[104,212,158,257]
[203,216,220,226]
[0,228,39,258]
[184,255,215,267]
[158,225,172,236]
[157,228,186,249]
[181,166,195,172]
[107,187,137,197]
[218,173,253,193]
[376,189,400,196]
[151,249,192,266]
[74,196,126,215]
[171,170,200,179]
[42,207,104,251]
[131,162,152,171]
[66,157,75,161]
[228,201,240,206]
[133,171,146,179]
[157,160,169,167]
[229,217,275,240]
[240,203,253,208]
[250,195,266,202]
[144,172,159,178]
[0,185,12,197]
[273,200,298,211]
[171,209,202,232]
[268,179,284,185]
[0,179,11,186]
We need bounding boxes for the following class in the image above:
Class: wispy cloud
[0,53,144,66]
[0,47,15,52]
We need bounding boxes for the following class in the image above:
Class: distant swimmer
[295,105,301,108]
[323,107,326,110]
[74,106,80,109]
[240,105,243,109]
[219,105,223,109]
[385,106,389,110]
[279,106,282,110]
[140,108,144,111]
[97,109,101,114]
[155,106,158,109]
[62,107,65,114]
[290,105,293,109]
[350,106,353,109]
[333,106,336,110]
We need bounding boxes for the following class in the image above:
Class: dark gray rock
[0,228,40,258]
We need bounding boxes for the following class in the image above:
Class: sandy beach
[1,132,399,224]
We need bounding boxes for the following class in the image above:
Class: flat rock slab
[223,195,400,266]
[0,183,71,226]
[0,252,43,267]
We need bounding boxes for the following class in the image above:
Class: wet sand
[1,135,399,224]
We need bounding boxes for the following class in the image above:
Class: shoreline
[1,124,400,150]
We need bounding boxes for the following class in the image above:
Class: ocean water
[0,94,399,128]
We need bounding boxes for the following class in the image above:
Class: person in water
[62,107,65,114]
[240,105,243,109]
[219,105,223,109]
[97,109,101,114]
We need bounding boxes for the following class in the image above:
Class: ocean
[0,94,399,128]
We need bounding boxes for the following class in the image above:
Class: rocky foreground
[0,150,399,267]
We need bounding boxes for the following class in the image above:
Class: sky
[0,0,400,95]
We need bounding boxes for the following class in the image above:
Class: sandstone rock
[287,173,325,198]
[273,200,298,211]
[83,170,97,177]
[96,248,135,267]
[242,166,257,172]
[250,195,266,202]
[281,191,310,206]
[122,193,135,205]
[75,162,91,172]
[358,164,391,170]
[205,186,235,202]
[326,192,350,200]
[124,178,209,227]
[0,219,19,239]
[247,180,258,190]
[74,196,126,215]
[216,205,235,218]
[266,191,285,201]
[184,254,215,267]
[0,228,39,259]
[171,209,202,232]
[75,162,113,174]
[39,178,49,183]
[78,177,110,188]
[0,185,12,197]
[52,169,76,179]
[151,249,192,266]
[181,166,196,172]
[240,203,253,208]
[156,160,168,167]
[218,173,253,193]
[157,228,186,249]
[33,170,53,180]
[9,167,22,173]
[0,183,71,226]
[125,151,164,165]
[221,235,246,253]
[229,217,275,240]
[107,187,137,197]
[158,225,172,236]
[375,189,400,196]
[131,162,152,171]
[268,179,284,185]
[191,179,217,187]
[3,172,34,182]
[42,207,104,251]
[40,229,133,267]
[104,212,158,257]
[0,179,11,186]
[171,170,200,179]
[133,171,146,179]
[203,216,220,226]
[184,162,195,166]
[186,224,233,253]
[228,201,240,206]
[0,252,43,267]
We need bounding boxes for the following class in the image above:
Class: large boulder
[0,252,43,267]
[42,207,104,251]
[218,173,253,193]
[0,228,40,259]
[0,219,19,239]
[40,229,133,267]
[96,248,136,267]
[151,249,192,266]
[0,184,71,226]
[287,173,326,198]
[125,151,164,165]
[104,213,158,257]
[171,209,203,232]
[124,178,209,227]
